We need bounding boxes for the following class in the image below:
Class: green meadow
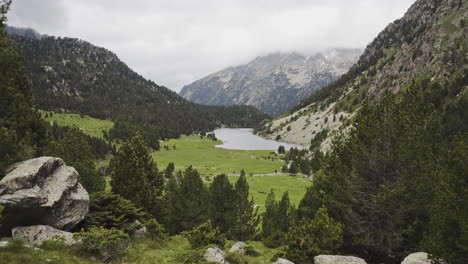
[153,135,284,176]
[153,135,312,213]
[42,111,114,139]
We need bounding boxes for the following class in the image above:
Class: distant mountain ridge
[180,49,361,117]
[255,0,467,148]
[8,29,269,139]
[6,25,42,40]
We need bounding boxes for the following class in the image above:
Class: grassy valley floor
[153,135,312,212]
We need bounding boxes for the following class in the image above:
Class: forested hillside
[10,33,268,140]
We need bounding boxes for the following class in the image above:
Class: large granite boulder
[204,247,230,264]
[314,255,367,264]
[401,252,431,264]
[12,225,78,246]
[0,157,89,234]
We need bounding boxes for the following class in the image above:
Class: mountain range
[256,0,467,148]
[180,49,361,117]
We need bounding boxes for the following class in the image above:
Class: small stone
[314,255,367,264]
[204,247,230,264]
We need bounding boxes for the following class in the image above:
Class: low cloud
[8,0,416,92]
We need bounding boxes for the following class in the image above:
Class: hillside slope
[180,50,361,117]
[9,32,269,138]
[256,0,467,147]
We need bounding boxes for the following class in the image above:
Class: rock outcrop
[204,247,230,264]
[0,157,89,234]
[401,252,431,264]
[314,255,367,264]
[12,225,78,246]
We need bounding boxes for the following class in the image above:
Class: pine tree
[288,161,298,175]
[231,175,258,240]
[110,131,162,214]
[261,191,295,247]
[208,174,235,234]
[162,166,208,234]
[286,207,343,263]
[164,162,175,178]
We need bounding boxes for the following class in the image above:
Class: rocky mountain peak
[180,49,361,117]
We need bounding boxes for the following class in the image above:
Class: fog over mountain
[7,0,416,91]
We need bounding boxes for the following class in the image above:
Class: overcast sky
[8,0,416,92]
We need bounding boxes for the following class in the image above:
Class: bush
[270,250,286,262]
[226,252,248,264]
[82,191,147,234]
[74,226,129,261]
[286,207,343,263]
[243,245,259,256]
[186,221,226,249]
[263,231,286,248]
[145,219,166,240]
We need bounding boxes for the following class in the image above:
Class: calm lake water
[213,128,305,150]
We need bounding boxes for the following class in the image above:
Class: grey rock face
[12,225,78,246]
[274,257,295,264]
[0,157,89,233]
[180,50,361,117]
[314,255,367,264]
[401,252,431,264]
[204,247,230,264]
[229,241,248,255]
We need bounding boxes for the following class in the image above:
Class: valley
[1,0,467,263]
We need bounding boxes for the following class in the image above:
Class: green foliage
[286,207,343,263]
[423,134,468,264]
[305,83,446,262]
[46,129,105,193]
[230,175,259,241]
[81,191,146,234]
[225,252,249,264]
[110,131,163,214]
[277,145,285,154]
[186,221,226,249]
[164,162,175,178]
[162,166,208,234]
[74,226,129,261]
[0,3,48,175]
[262,191,295,248]
[48,121,113,159]
[145,219,167,240]
[209,174,235,235]
[288,161,298,175]
[309,129,328,151]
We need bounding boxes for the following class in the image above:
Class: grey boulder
[12,225,79,246]
[401,252,431,264]
[204,247,230,264]
[229,241,248,255]
[0,157,89,232]
[314,255,367,264]
[274,257,295,264]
